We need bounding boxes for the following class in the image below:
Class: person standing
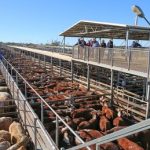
[107,39,113,60]
[101,40,106,48]
[100,40,106,60]
[92,38,100,47]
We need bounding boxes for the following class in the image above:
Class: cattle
[99,116,111,132]
[0,117,12,131]
[0,86,8,92]
[9,121,29,149]
[75,129,103,144]
[0,141,11,150]
[77,111,98,130]
[117,138,144,150]
[113,110,125,127]
[102,102,114,120]
[0,92,10,113]
[71,108,93,120]
[0,130,11,143]
[105,126,127,134]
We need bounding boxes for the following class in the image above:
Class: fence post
[34,118,37,150]
[24,100,27,131]
[71,60,74,82]
[25,83,27,98]
[55,116,59,147]
[41,100,44,123]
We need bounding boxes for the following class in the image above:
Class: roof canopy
[60,20,150,40]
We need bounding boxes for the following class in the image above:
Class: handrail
[67,118,150,150]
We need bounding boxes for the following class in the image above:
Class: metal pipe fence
[0,55,91,150]
[73,46,150,74]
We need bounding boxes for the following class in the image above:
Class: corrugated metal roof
[60,20,150,40]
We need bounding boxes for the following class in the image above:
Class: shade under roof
[60,20,150,40]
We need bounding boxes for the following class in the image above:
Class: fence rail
[73,46,150,74]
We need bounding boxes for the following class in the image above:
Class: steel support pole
[71,61,74,82]
[87,64,90,91]
[24,100,27,131]
[146,32,150,102]
[41,100,44,123]
[55,116,59,147]
[63,36,65,54]
[110,69,114,106]
[44,55,46,70]
[125,29,129,67]
[59,59,62,76]
[25,83,27,98]
[51,57,53,73]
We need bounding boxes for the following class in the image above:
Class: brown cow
[99,116,111,132]
[78,111,98,130]
[0,130,11,142]
[117,138,144,150]
[0,117,12,131]
[113,111,125,127]
[102,102,114,120]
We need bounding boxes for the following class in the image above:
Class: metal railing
[67,117,150,150]
[0,56,91,150]
[73,46,150,74]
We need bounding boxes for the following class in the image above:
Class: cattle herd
[0,72,32,150]
[0,52,150,150]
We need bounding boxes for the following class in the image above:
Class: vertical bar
[78,45,79,59]
[128,48,131,70]
[110,69,114,106]
[17,89,20,115]
[63,36,65,54]
[12,81,14,99]
[87,47,89,61]
[71,61,74,82]
[111,48,114,66]
[55,116,59,147]
[11,65,13,76]
[23,100,27,130]
[98,47,101,63]
[87,64,90,91]
[41,100,44,123]
[72,46,74,58]
[146,40,150,101]
[59,59,62,76]
[84,47,86,60]
[34,118,37,150]
[51,57,53,73]
[44,55,46,70]
[25,83,27,98]
[96,144,100,150]
[146,102,149,119]
[16,72,18,85]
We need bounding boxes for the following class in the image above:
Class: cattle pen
[0,20,150,150]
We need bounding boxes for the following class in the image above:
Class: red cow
[117,138,144,150]
[99,116,111,132]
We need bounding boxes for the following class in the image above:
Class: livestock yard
[0,21,150,150]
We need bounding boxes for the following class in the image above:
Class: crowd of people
[75,37,113,48]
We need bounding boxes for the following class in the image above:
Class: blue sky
[0,0,150,45]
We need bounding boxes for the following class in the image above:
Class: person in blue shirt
[92,38,100,47]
